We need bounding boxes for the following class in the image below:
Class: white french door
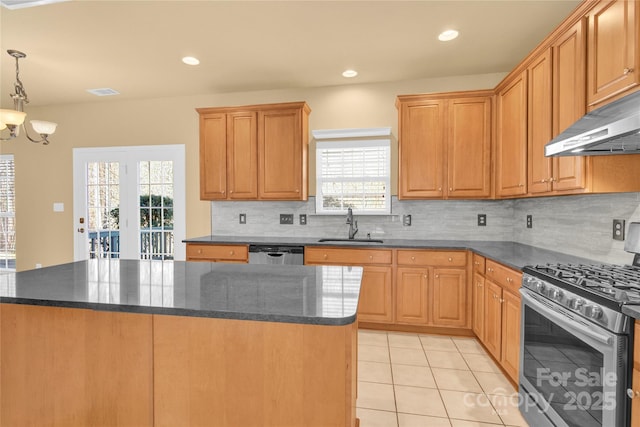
[73,145,185,261]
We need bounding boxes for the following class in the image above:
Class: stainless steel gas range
[518,223,640,427]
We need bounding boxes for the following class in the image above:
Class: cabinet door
[447,97,492,198]
[199,113,228,200]
[483,280,503,360]
[587,0,639,106]
[396,267,429,325]
[496,72,528,197]
[527,49,553,195]
[398,100,445,199]
[501,290,521,382]
[358,266,393,323]
[431,268,467,328]
[258,108,306,200]
[227,112,258,199]
[552,19,588,192]
[472,273,485,341]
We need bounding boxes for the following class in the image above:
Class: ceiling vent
[1,0,70,10]
[86,88,120,97]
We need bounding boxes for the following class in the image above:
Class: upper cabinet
[258,107,309,200]
[495,72,528,198]
[587,0,639,107]
[397,91,492,200]
[197,102,310,201]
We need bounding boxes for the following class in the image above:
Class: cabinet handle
[627,388,640,399]
[624,68,634,75]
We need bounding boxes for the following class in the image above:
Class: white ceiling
[0,0,581,108]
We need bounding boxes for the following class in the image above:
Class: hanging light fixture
[0,50,57,145]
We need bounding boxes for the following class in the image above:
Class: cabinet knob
[197,249,202,254]
[624,68,634,75]
[449,188,453,191]
[478,283,483,288]
[229,250,234,255]
[411,256,415,261]
[541,179,546,183]
[221,190,225,194]
[423,274,428,279]
[507,277,512,283]
[323,254,328,260]
[519,183,524,187]
[448,257,453,262]
[296,189,300,193]
[499,298,504,303]
[230,190,234,194]
[549,177,555,182]
[435,274,439,278]
[627,388,640,399]
[438,187,442,191]
[369,255,373,260]
[474,261,479,265]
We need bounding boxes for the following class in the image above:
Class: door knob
[77,228,85,233]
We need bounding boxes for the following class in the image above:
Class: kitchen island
[0,260,362,427]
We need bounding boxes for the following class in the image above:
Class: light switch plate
[280,214,294,225]
[239,213,246,224]
[613,219,625,241]
[299,214,307,225]
[478,214,486,226]
[403,215,412,226]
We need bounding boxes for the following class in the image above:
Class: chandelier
[0,50,57,145]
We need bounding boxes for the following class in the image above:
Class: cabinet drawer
[397,250,466,267]
[186,244,248,262]
[472,254,486,274]
[486,260,522,294]
[305,247,392,265]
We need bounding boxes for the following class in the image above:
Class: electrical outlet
[299,214,307,225]
[403,215,412,226]
[613,219,625,241]
[477,214,487,226]
[526,214,533,229]
[280,214,294,225]
[239,213,246,224]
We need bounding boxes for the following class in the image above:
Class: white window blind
[0,155,15,270]
[316,139,390,214]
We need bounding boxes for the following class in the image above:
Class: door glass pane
[86,162,120,259]
[139,161,174,260]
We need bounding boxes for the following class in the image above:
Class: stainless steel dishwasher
[248,245,304,265]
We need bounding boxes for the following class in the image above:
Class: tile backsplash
[211,193,640,264]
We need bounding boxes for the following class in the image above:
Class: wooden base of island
[0,304,358,427]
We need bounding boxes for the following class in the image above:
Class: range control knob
[549,288,564,300]
[568,298,585,310]
[583,305,603,319]
[535,281,546,293]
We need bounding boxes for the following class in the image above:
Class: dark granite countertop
[0,260,362,326]
[184,236,598,270]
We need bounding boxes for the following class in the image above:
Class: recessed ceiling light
[342,69,358,78]
[438,29,459,42]
[182,56,200,66]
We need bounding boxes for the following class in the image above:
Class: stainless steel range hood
[545,90,640,157]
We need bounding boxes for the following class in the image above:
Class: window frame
[315,138,391,215]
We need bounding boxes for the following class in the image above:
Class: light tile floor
[357,330,530,427]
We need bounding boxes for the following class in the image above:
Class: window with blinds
[316,139,391,214]
[0,155,15,270]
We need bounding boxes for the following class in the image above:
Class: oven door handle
[521,289,613,346]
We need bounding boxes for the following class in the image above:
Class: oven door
[519,288,628,427]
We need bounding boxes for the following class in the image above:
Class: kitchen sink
[317,238,384,244]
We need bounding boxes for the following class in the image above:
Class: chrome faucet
[346,207,358,239]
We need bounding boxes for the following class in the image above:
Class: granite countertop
[185,236,598,270]
[0,260,363,326]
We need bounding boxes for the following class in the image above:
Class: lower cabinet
[304,247,393,324]
[478,260,523,383]
[395,250,469,328]
[186,243,249,263]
